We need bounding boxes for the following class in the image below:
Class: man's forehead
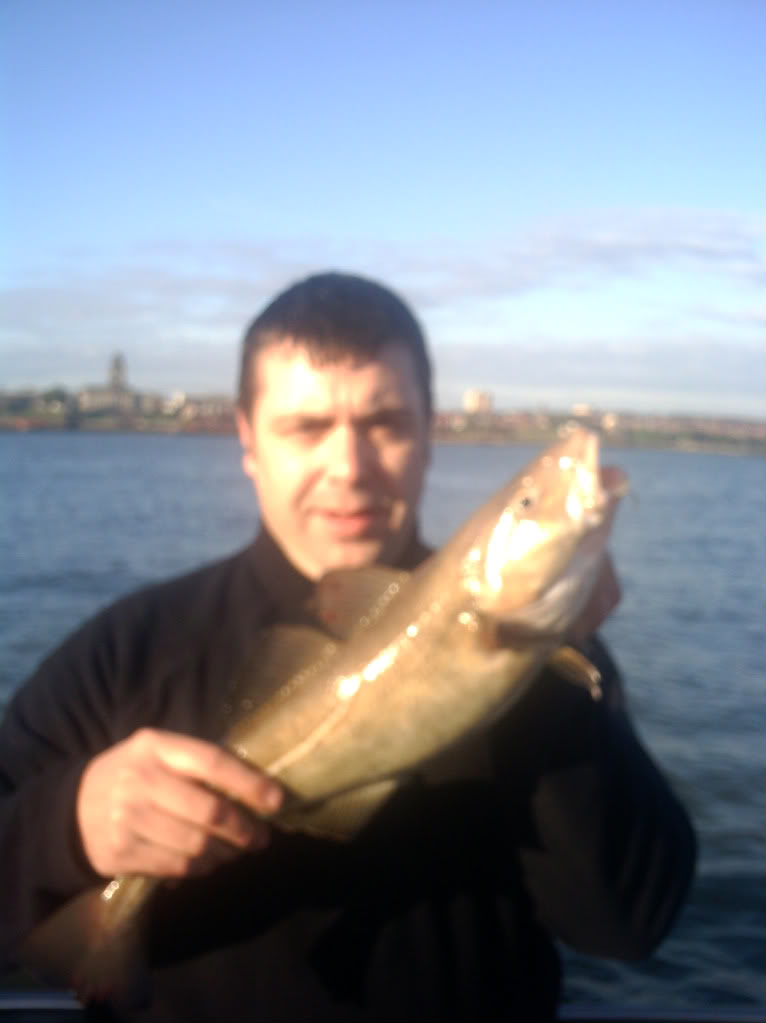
[253,339,422,410]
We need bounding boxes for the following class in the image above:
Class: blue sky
[2,0,763,416]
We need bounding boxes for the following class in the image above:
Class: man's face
[236,340,431,579]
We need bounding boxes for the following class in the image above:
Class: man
[0,272,695,1021]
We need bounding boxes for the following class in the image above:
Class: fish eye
[517,490,537,512]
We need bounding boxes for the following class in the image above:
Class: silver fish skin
[20,425,627,1004]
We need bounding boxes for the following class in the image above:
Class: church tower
[109,353,127,392]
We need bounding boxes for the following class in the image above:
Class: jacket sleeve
[0,553,260,968]
[489,636,696,960]
[0,608,123,965]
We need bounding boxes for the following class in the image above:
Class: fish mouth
[575,465,629,526]
[556,430,629,509]
[529,465,628,633]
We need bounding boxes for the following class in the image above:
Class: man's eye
[371,415,411,438]
[294,421,325,438]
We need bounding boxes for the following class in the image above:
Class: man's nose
[326,425,371,483]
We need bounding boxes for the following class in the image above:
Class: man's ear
[235,408,258,483]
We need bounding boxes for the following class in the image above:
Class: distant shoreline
[0,418,762,457]
[433,432,763,457]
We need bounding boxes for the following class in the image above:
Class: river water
[0,432,763,1015]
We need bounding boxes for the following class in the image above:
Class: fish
[19,425,628,1005]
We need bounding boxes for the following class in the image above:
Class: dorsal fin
[311,566,411,639]
[222,625,339,725]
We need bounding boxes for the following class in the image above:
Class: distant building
[463,389,493,413]
[179,395,234,420]
[78,352,135,413]
[109,353,127,392]
[164,391,187,415]
[138,393,165,415]
[571,402,592,418]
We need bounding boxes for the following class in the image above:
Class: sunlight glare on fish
[101,881,121,903]
[485,510,514,591]
[566,493,583,520]
[486,510,544,591]
[362,645,398,682]
[337,675,361,701]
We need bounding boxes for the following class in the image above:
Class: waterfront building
[77,352,135,413]
[463,389,493,413]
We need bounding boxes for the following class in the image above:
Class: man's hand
[76,729,283,879]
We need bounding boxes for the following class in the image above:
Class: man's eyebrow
[269,406,416,430]
[270,413,334,430]
[355,407,416,427]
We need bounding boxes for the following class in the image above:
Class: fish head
[460,427,627,635]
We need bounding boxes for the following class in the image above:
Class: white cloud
[432,338,765,417]
[2,208,762,415]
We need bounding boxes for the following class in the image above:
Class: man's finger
[122,795,265,861]
[143,767,261,848]
[136,729,283,815]
[121,832,240,880]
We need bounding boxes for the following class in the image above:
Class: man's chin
[287,517,413,578]
[318,536,388,574]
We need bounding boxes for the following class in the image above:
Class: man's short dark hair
[238,272,433,416]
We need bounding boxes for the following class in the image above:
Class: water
[0,432,763,1015]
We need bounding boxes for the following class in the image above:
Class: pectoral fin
[547,645,603,700]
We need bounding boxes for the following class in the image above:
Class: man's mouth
[314,506,388,538]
